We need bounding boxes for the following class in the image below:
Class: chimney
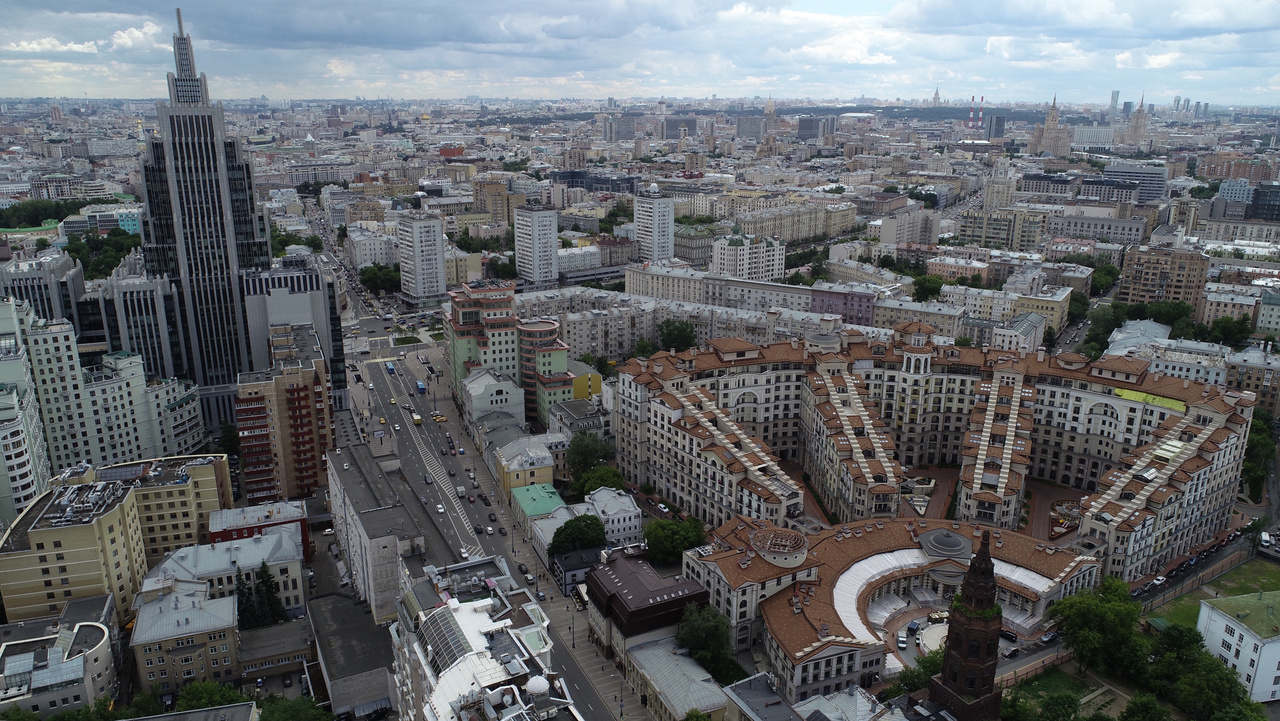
[1037,348,1046,362]
[1183,378,1190,388]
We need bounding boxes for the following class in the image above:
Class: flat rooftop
[308,594,394,679]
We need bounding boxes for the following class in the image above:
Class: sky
[2,0,1279,106]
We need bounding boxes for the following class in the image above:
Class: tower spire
[168,8,209,106]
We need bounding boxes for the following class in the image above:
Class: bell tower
[929,530,1004,721]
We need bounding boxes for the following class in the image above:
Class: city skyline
[2,0,1279,105]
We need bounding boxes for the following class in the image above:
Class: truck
[412,413,422,425]
[456,486,466,498]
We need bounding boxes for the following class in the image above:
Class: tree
[684,711,713,721]
[218,423,240,456]
[566,431,614,478]
[254,560,288,625]
[1118,693,1172,721]
[63,228,143,280]
[573,465,625,497]
[1174,650,1259,720]
[234,569,259,629]
[1044,325,1058,348]
[676,602,736,680]
[913,275,945,302]
[634,338,658,357]
[883,647,944,697]
[548,514,607,556]
[643,518,707,564]
[492,257,519,279]
[1068,292,1090,325]
[359,263,401,294]
[1048,575,1142,674]
[657,319,698,353]
[1092,264,1120,295]
[35,238,50,251]
[0,708,41,721]
[998,690,1038,721]
[955,337,973,347]
[1037,691,1081,721]
[304,234,324,252]
[176,681,247,711]
[259,696,333,721]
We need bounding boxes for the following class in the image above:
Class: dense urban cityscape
[2,5,1280,721]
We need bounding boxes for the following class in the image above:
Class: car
[448,469,456,476]
[469,471,476,480]
[647,497,656,505]
[436,505,445,514]
[1152,576,1167,586]
[482,498,491,506]
[498,527,507,536]
[360,350,371,355]
[1041,631,1059,643]
[393,424,401,431]
[256,678,265,689]
[380,417,386,424]
[658,503,670,513]
[524,573,536,585]
[486,526,494,535]
[436,416,447,422]
[390,398,396,405]
[451,449,457,455]
[489,513,497,522]
[467,495,475,503]
[474,524,484,534]
[459,548,470,560]
[897,632,908,650]
[1002,647,1020,659]
[518,563,528,574]
[536,590,547,601]
[368,383,374,390]
[441,448,448,455]
[999,629,1018,642]
[458,448,465,455]
[283,675,293,688]
[322,528,335,536]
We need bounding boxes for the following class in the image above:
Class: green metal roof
[511,483,566,518]
[1205,591,1280,640]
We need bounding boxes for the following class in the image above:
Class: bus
[386,363,395,375]
[412,413,422,425]
[416,380,426,395]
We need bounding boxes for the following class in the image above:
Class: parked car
[518,563,528,574]
[658,503,670,513]
[1002,647,1020,659]
[536,590,547,601]
[498,527,507,536]
[999,629,1018,642]
[897,632,908,650]
[1040,631,1059,643]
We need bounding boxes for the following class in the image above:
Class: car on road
[474,524,484,534]
[646,498,656,505]
[658,503,670,513]
[322,528,335,536]
[536,590,547,601]
[489,513,497,522]
[458,448,466,455]
[1040,631,1059,643]
[1152,576,1167,586]
[368,384,374,390]
[390,398,395,405]
[459,548,470,560]
[448,469,456,476]
[897,632,908,650]
[486,526,494,535]
[467,495,475,503]
[518,564,528,574]
[498,527,507,536]
[999,629,1018,642]
[393,424,401,431]
[436,505,445,514]
[379,417,386,424]
[1002,648,1020,659]
[451,449,457,455]
[524,574,536,585]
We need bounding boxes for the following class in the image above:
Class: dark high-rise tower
[140,9,270,424]
[930,530,1003,721]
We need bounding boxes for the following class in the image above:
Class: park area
[1144,558,1280,629]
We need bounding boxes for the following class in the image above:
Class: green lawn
[429,332,445,341]
[1017,667,1093,699]
[394,335,422,346]
[1211,558,1280,595]
[1147,589,1212,628]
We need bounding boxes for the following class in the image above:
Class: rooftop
[308,594,395,679]
[1204,591,1280,640]
[131,586,237,646]
[123,703,258,721]
[630,637,728,714]
[209,500,307,533]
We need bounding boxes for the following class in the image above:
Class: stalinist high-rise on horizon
[140,9,271,424]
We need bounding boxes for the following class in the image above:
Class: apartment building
[939,286,1019,322]
[235,324,332,502]
[1011,286,1072,332]
[1115,246,1209,306]
[925,256,989,284]
[1047,216,1146,244]
[956,209,1049,252]
[397,212,447,305]
[635,189,676,262]
[1076,385,1253,581]
[1226,347,1280,417]
[878,207,940,246]
[445,280,521,400]
[954,376,1036,530]
[345,227,398,270]
[0,597,118,718]
[736,205,825,243]
[145,524,305,615]
[0,298,51,526]
[1198,592,1280,703]
[514,208,560,288]
[710,234,786,282]
[615,339,807,528]
[1199,291,1259,327]
[130,578,238,694]
[872,298,964,337]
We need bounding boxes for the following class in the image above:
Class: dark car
[489,513,497,521]
[999,629,1018,642]
[499,527,507,536]
[482,498,491,507]
[646,498,656,506]
[467,495,475,503]
[518,563,528,574]
[441,448,448,456]
[283,675,292,688]
[474,524,484,534]
[1002,647,1020,659]
[448,469,456,477]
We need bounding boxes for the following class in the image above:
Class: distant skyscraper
[1109,90,1120,113]
[985,114,1006,141]
[1173,95,1181,112]
[514,208,560,288]
[635,187,675,262]
[932,85,941,107]
[140,10,271,424]
[1122,100,1134,117]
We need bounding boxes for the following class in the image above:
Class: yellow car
[390,398,396,405]
[435,416,447,423]
[380,417,386,424]
[350,329,360,335]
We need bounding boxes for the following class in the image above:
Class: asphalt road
[350,344,617,716]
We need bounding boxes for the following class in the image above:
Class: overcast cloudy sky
[2,0,1278,106]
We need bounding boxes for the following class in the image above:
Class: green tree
[176,681,247,711]
[492,257,519,279]
[304,234,324,252]
[643,518,707,564]
[913,275,945,302]
[259,695,333,721]
[566,431,614,478]
[63,228,143,280]
[634,338,658,357]
[359,263,401,294]
[0,708,41,721]
[1118,693,1172,721]
[35,238,50,251]
[336,224,348,245]
[254,560,288,625]
[0,198,122,229]
[234,569,260,629]
[1044,325,1058,348]
[572,465,625,497]
[218,423,240,456]
[998,690,1038,721]
[675,602,744,684]
[955,337,972,347]
[1048,575,1142,674]
[657,319,698,353]
[1092,264,1121,295]
[1068,292,1090,325]
[548,514,607,556]
[1174,650,1259,720]
[683,710,713,721]
[1037,691,1081,721]
[883,647,944,697]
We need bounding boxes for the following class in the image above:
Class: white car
[486,526,494,535]
[368,383,374,390]
[459,548,470,559]
[393,424,401,432]
[897,632,908,649]
[658,503,670,513]
[436,504,445,514]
